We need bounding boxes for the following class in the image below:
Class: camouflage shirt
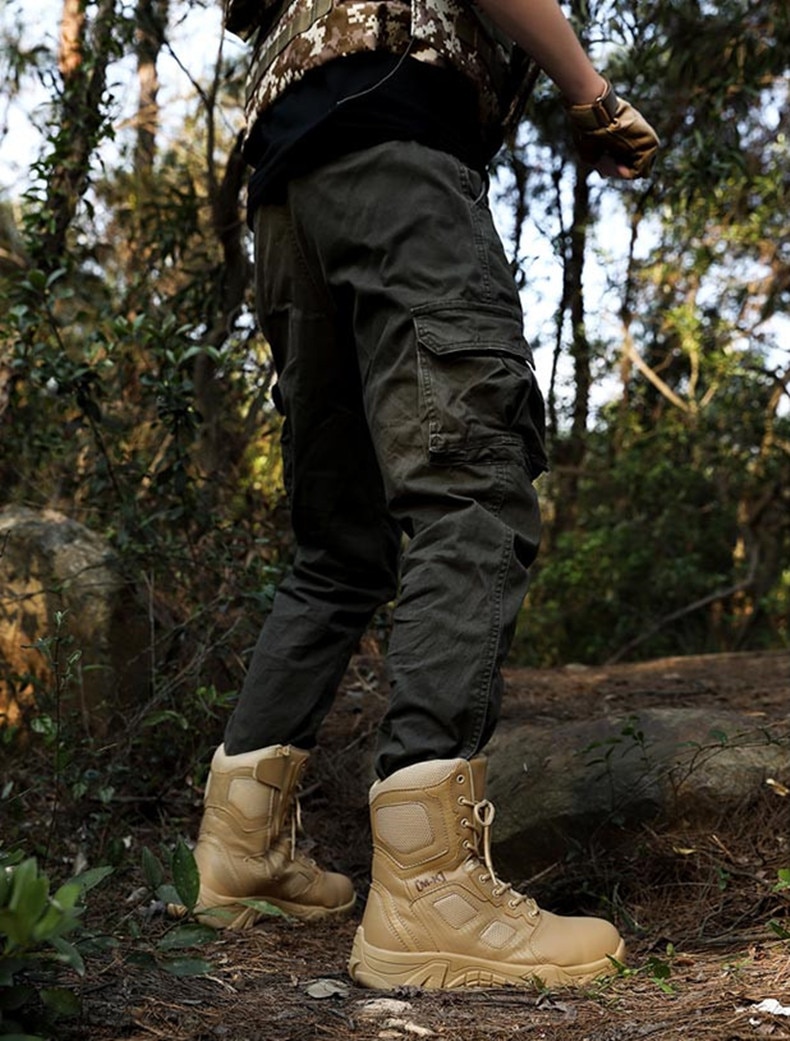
[225,0,535,145]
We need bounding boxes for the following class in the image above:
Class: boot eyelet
[460,818,470,828]
[529,908,540,919]
[456,774,465,784]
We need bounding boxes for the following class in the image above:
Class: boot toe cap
[531,909,624,973]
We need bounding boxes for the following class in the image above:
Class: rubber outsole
[186,886,357,931]
[348,926,627,990]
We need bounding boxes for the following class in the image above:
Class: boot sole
[194,885,357,930]
[348,926,626,990]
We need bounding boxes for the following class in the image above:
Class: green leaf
[0,908,23,947]
[646,956,671,980]
[156,924,217,951]
[31,905,69,943]
[141,710,189,729]
[45,267,68,289]
[51,881,81,914]
[605,954,629,976]
[70,865,114,894]
[40,986,81,1017]
[160,955,212,977]
[769,919,790,941]
[3,864,48,946]
[24,269,47,291]
[239,897,290,919]
[171,841,199,911]
[49,936,85,975]
[96,786,115,805]
[76,933,120,956]
[9,860,47,916]
[30,882,82,943]
[155,884,183,906]
[142,848,165,891]
[123,950,159,970]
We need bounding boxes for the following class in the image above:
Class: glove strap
[566,79,620,130]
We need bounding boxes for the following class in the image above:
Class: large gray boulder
[486,707,790,878]
[0,505,149,732]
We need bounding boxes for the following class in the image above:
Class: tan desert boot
[349,757,625,989]
[193,744,355,929]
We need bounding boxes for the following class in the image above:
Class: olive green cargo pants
[223,140,546,778]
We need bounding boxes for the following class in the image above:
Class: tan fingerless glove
[566,80,660,177]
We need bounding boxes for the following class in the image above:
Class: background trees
[1,0,788,681]
[502,0,790,662]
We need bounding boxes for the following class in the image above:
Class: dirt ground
[52,650,790,1039]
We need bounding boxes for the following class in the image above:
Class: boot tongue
[468,757,488,802]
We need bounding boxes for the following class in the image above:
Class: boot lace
[289,796,303,860]
[459,796,540,916]
[285,794,322,868]
[250,793,301,863]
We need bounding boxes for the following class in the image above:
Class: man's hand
[566,81,660,179]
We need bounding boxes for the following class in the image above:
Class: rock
[0,504,149,732]
[486,707,790,876]
[304,978,349,999]
[357,1000,415,1018]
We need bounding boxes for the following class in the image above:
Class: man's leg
[194,199,400,928]
[282,141,623,984]
[286,141,546,777]
[223,201,401,756]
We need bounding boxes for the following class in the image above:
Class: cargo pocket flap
[413,303,530,362]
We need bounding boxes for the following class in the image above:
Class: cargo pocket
[413,301,548,478]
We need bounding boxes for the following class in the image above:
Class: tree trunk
[568,171,591,458]
[549,166,592,541]
[193,131,253,478]
[34,0,118,270]
[134,0,168,177]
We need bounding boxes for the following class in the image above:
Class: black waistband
[245,53,492,220]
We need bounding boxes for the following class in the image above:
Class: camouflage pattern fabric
[234,0,532,145]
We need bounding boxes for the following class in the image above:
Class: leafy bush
[0,851,111,1039]
[0,843,219,1037]
[513,396,790,666]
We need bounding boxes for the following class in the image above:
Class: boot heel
[349,927,452,990]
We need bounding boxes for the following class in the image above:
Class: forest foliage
[1,0,789,680]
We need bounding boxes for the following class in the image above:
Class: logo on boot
[415,871,446,893]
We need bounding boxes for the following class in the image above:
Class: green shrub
[0,850,111,1040]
